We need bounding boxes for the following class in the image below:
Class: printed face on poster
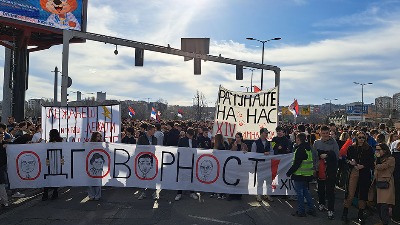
[212,86,278,140]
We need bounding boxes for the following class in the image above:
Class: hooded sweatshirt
[312,137,339,176]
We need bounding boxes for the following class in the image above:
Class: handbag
[376,180,390,189]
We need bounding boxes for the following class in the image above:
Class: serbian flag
[150,107,157,120]
[128,106,136,117]
[289,99,299,117]
[253,85,261,93]
[177,109,184,118]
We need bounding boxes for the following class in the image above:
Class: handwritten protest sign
[41,104,120,143]
[212,86,278,140]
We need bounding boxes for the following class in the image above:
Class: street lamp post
[354,82,373,122]
[246,37,281,90]
[244,68,256,92]
[324,98,338,115]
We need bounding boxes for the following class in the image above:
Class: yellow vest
[293,147,313,176]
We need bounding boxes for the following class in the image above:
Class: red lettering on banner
[271,159,280,189]
[216,121,223,134]
[215,121,236,137]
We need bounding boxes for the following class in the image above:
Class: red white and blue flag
[128,106,136,117]
[289,99,299,117]
[150,107,157,120]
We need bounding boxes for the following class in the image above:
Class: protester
[370,144,395,225]
[387,132,398,151]
[42,129,63,201]
[198,127,211,149]
[0,131,9,207]
[286,133,316,217]
[391,141,400,224]
[164,122,179,146]
[271,126,292,155]
[341,131,374,224]
[227,132,247,201]
[136,124,158,200]
[87,131,103,201]
[175,127,199,201]
[313,125,339,220]
[251,128,273,202]
[154,123,164,146]
[121,127,136,144]
[213,133,227,199]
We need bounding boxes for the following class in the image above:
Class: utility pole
[52,66,59,105]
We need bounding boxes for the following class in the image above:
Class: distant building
[375,96,392,111]
[27,99,42,110]
[393,92,400,111]
[97,92,106,102]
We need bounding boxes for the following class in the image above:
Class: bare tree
[193,90,208,121]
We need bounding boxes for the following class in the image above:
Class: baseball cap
[260,128,269,134]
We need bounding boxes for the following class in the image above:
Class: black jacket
[271,136,293,154]
[137,135,157,145]
[164,128,180,146]
[121,136,136,144]
[178,136,198,148]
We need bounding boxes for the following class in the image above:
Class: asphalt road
[0,184,382,225]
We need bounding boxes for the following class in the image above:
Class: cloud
[1,0,400,110]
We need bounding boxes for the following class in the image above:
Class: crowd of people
[1,115,400,225]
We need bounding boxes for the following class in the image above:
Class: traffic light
[194,58,201,75]
[236,65,243,80]
[135,48,144,66]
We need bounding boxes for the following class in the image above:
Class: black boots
[358,209,365,225]
[341,207,349,222]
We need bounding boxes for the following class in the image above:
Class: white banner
[7,143,295,195]
[41,105,121,143]
[212,86,278,140]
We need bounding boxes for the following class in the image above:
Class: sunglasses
[357,136,366,139]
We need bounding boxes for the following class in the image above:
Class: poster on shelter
[41,104,120,143]
[0,0,84,31]
[212,86,278,140]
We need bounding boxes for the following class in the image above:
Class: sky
[1,0,400,107]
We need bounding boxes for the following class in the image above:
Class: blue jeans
[294,180,314,214]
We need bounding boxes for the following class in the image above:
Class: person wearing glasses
[341,131,374,225]
[371,143,395,225]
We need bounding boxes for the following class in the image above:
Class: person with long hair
[230,132,248,152]
[341,131,375,224]
[227,132,247,201]
[388,132,399,151]
[371,143,395,225]
[42,129,63,201]
[87,131,103,201]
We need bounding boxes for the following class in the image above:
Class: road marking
[228,207,258,216]
[188,215,243,225]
